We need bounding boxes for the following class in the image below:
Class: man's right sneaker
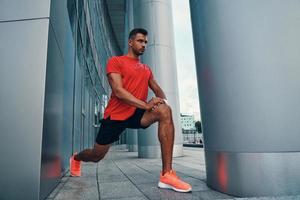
[158,170,192,192]
[70,153,81,177]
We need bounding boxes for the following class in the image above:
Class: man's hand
[150,97,165,105]
[145,97,165,111]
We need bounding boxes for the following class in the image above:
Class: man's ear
[128,39,133,47]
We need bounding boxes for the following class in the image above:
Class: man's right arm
[108,73,164,110]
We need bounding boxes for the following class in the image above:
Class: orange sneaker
[158,170,192,192]
[70,153,81,177]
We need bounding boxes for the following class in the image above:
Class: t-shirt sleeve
[106,57,121,75]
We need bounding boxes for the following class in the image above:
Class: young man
[70,28,192,193]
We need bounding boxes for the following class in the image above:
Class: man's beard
[133,48,144,56]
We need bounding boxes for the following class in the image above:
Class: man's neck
[126,52,139,60]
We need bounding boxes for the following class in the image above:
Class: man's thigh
[140,103,169,127]
[140,103,172,127]
[140,110,159,127]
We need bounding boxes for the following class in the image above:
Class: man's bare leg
[74,143,111,162]
[157,106,174,174]
[140,104,192,192]
[140,103,174,174]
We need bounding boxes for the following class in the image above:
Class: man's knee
[155,104,172,120]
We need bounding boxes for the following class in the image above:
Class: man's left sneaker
[69,153,81,177]
[158,170,192,192]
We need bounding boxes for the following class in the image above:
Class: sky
[172,1,201,121]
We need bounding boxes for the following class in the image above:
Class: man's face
[129,33,148,56]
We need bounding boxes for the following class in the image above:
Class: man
[70,28,192,193]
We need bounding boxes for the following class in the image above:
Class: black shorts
[96,108,149,145]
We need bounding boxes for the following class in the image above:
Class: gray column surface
[190,0,300,197]
[126,131,138,152]
[124,0,139,152]
[0,18,49,200]
[134,0,183,158]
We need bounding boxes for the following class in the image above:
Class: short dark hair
[128,28,148,39]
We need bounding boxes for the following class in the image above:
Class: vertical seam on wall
[153,1,157,80]
[48,20,65,63]
[71,9,77,154]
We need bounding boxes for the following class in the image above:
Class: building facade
[180,114,196,130]
[180,114,203,144]
[3,0,300,198]
[0,0,119,199]
[0,0,182,199]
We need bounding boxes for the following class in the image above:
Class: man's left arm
[149,78,167,100]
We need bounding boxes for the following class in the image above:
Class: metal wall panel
[49,0,68,61]
[40,24,64,200]
[0,19,49,200]
[90,95,95,147]
[73,59,83,152]
[40,1,74,198]
[62,12,75,173]
[0,0,50,21]
[0,0,123,199]
[84,84,90,149]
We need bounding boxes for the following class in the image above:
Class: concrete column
[133,0,183,158]
[126,130,138,152]
[190,0,300,197]
[124,0,138,152]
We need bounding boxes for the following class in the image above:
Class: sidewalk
[46,147,300,200]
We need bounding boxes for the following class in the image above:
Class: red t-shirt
[104,55,153,120]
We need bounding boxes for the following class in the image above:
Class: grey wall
[0,1,51,200]
[0,0,50,22]
[40,1,75,199]
[40,22,65,199]
[40,0,124,198]
[73,55,83,152]
[0,0,124,199]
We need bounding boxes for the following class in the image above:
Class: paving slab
[47,147,300,200]
[99,181,145,199]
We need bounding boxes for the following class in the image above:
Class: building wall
[0,0,121,199]
[40,1,121,199]
[0,1,51,200]
[181,114,196,130]
[182,132,203,144]
[0,0,184,198]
